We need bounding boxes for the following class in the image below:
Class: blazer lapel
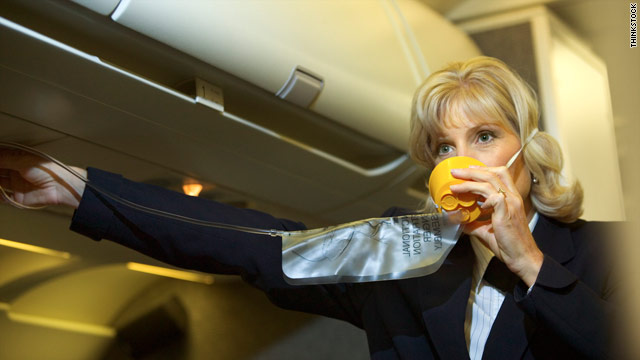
[482,292,534,359]
[419,237,474,360]
[482,215,576,358]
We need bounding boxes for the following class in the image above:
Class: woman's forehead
[435,111,506,137]
[425,92,518,142]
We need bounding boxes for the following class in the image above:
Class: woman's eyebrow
[467,122,503,134]
[432,122,501,143]
[433,134,450,144]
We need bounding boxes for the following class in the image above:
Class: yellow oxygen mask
[428,156,486,224]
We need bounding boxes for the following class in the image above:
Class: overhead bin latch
[174,78,224,111]
[276,66,324,108]
[194,78,225,112]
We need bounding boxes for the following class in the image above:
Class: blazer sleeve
[70,167,369,327]
[513,220,620,359]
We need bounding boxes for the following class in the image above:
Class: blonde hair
[409,56,582,222]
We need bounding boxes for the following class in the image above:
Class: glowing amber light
[182,183,203,197]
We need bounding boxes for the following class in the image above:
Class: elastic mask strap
[506,128,538,169]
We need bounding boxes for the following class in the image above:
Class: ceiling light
[0,238,71,259]
[126,262,214,284]
[7,311,116,337]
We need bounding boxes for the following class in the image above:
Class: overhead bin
[0,14,403,223]
[1,0,479,224]
[72,0,480,151]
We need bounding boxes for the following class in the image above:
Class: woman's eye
[437,144,453,155]
[477,132,494,143]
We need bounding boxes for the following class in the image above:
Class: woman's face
[432,115,533,217]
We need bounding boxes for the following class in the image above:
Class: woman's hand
[0,149,86,209]
[449,166,542,287]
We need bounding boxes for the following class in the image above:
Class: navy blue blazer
[71,168,617,359]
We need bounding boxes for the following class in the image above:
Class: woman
[409,57,613,359]
[0,57,616,359]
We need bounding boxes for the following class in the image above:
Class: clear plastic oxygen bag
[280,211,464,285]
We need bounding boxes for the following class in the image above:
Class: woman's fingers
[0,149,85,208]
[449,166,522,213]
[451,166,517,193]
[450,166,518,244]
[449,180,500,199]
[482,165,519,194]
[0,152,50,206]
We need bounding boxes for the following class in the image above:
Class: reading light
[126,262,214,284]
[182,183,203,197]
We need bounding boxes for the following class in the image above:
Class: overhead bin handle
[276,66,324,108]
